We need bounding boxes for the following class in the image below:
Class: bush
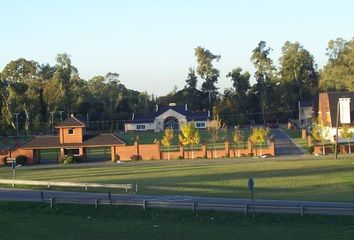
[130,155,142,161]
[15,155,27,165]
[1,156,7,165]
[177,156,184,159]
[248,153,254,157]
[308,146,314,154]
[63,155,75,164]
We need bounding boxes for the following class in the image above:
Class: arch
[164,117,179,130]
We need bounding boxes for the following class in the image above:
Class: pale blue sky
[1,0,353,95]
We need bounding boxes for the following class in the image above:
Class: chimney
[185,104,188,111]
[155,104,159,112]
[132,113,135,120]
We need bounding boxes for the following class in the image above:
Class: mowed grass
[1,155,354,202]
[1,201,354,240]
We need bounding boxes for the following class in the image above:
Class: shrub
[63,155,75,164]
[130,155,142,161]
[177,156,184,159]
[15,155,27,165]
[308,146,314,154]
[1,156,7,165]
[248,153,254,157]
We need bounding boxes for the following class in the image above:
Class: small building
[19,115,126,163]
[298,101,313,128]
[317,92,354,142]
[124,103,211,132]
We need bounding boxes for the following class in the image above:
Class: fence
[43,196,354,216]
[0,179,137,193]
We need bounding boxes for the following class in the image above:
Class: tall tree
[279,41,318,102]
[250,41,276,125]
[194,47,221,106]
[320,38,354,91]
[185,67,198,89]
[51,53,78,114]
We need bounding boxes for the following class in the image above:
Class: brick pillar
[180,145,184,159]
[60,148,65,161]
[307,135,312,146]
[301,128,307,139]
[111,146,116,161]
[202,143,207,158]
[248,140,253,156]
[270,139,275,156]
[156,142,161,160]
[224,141,229,157]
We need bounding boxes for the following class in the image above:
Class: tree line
[0,37,353,134]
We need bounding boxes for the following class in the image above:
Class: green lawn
[1,155,354,202]
[281,128,309,151]
[117,128,252,145]
[1,201,354,240]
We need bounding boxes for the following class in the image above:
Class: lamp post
[50,111,56,134]
[14,113,20,136]
[58,111,64,122]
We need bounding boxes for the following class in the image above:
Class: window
[64,148,80,156]
[136,125,146,130]
[196,122,205,128]
[68,128,74,135]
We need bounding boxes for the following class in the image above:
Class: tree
[311,118,329,155]
[320,38,354,92]
[249,127,270,157]
[51,53,78,114]
[179,122,200,159]
[340,124,353,154]
[278,41,318,104]
[194,47,221,106]
[185,67,198,89]
[233,127,244,158]
[251,41,277,125]
[161,128,174,160]
[208,106,227,158]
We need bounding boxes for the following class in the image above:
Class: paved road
[271,129,305,155]
[1,188,354,209]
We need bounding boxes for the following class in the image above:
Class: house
[298,101,313,128]
[124,103,211,132]
[317,92,354,142]
[18,115,126,163]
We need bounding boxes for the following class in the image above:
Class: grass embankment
[1,156,354,202]
[1,201,354,240]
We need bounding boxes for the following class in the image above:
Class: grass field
[1,155,354,202]
[1,201,354,240]
[117,128,252,145]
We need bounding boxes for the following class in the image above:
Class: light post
[50,111,56,134]
[14,113,20,136]
[58,111,64,122]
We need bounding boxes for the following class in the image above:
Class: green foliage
[15,155,27,165]
[63,155,75,164]
[320,38,354,92]
[179,122,200,147]
[311,118,330,155]
[161,128,174,147]
[340,124,353,154]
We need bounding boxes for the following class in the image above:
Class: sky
[0,0,353,96]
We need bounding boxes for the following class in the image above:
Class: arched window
[164,117,179,130]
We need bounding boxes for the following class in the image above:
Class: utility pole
[50,111,56,134]
[58,111,64,122]
[14,113,20,136]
